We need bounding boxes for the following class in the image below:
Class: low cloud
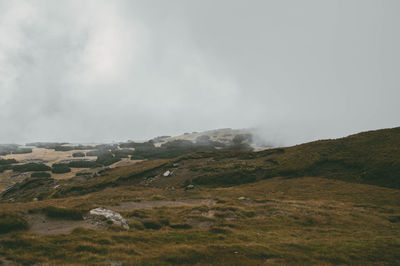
[0,0,399,145]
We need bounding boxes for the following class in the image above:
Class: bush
[86,150,111,157]
[0,164,12,173]
[72,152,85,157]
[54,145,94,151]
[120,141,155,149]
[0,144,19,155]
[143,220,162,230]
[170,224,192,229]
[52,163,71,174]
[26,142,68,149]
[31,172,51,178]
[68,161,101,168]
[232,134,253,144]
[96,153,121,166]
[0,158,17,165]
[129,140,219,160]
[12,148,33,154]
[13,163,51,172]
[192,170,258,186]
[42,206,83,220]
[113,149,134,158]
[0,214,29,234]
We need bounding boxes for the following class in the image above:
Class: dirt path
[24,214,100,236]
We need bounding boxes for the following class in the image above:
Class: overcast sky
[0,0,399,145]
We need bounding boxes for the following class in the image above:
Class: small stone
[185,184,195,191]
[238,196,246,200]
[163,170,172,177]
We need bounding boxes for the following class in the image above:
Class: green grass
[0,176,399,264]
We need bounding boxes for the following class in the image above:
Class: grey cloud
[0,0,399,145]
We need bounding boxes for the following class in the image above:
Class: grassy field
[0,127,399,265]
[0,177,399,265]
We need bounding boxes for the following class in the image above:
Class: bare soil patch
[25,214,100,235]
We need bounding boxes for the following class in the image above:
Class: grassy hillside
[2,126,399,203]
[260,126,400,188]
[0,127,399,264]
[0,177,399,265]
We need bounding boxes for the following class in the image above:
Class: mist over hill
[1,0,400,145]
[1,1,400,264]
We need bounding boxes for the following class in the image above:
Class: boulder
[89,208,129,229]
[163,170,172,177]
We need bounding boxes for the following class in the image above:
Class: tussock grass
[41,206,83,220]
[0,213,28,234]
[0,127,399,264]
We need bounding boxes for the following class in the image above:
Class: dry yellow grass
[0,176,399,265]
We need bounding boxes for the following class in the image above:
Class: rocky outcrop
[88,208,129,229]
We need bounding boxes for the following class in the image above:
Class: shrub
[96,153,121,166]
[0,158,17,165]
[209,227,231,234]
[68,161,101,168]
[232,134,253,144]
[42,206,83,220]
[55,145,94,151]
[120,141,155,149]
[31,172,51,178]
[72,152,85,157]
[170,224,192,229]
[26,142,68,149]
[0,214,29,234]
[143,220,162,230]
[0,164,12,173]
[0,144,19,155]
[12,148,33,154]
[192,170,258,186]
[113,149,134,158]
[129,140,218,160]
[13,163,51,172]
[86,150,111,157]
[52,163,71,174]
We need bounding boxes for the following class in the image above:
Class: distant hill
[110,126,400,190]
[4,126,399,202]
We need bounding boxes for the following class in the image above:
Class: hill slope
[0,127,399,265]
[2,126,400,202]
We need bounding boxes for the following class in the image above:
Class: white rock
[89,207,129,229]
[238,196,246,200]
[163,170,172,177]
